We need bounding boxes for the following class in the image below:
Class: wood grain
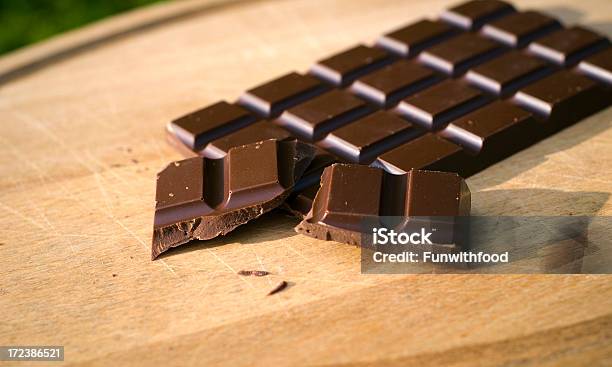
[0,0,611,366]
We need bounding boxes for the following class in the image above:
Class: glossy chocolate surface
[350,60,441,107]
[239,72,328,117]
[277,89,373,141]
[441,0,515,30]
[466,50,552,95]
[169,101,256,151]
[295,164,471,246]
[152,139,315,258]
[578,47,612,85]
[319,111,423,164]
[310,45,392,86]
[481,11,561,47]
[418,33,505,76]
[528,26,610,66]
[395,80,489,130]
[377,19,458,57]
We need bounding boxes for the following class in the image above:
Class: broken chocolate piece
[295,164,470,247]
[284,184,320,218]
[152,139,315,259]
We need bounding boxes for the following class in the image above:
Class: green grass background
[0,0,162,55]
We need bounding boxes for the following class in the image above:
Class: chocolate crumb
[238,270,270,276]
[267,281,288,296]
[112,274,118,277]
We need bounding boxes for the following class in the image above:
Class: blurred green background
[0,0,163,55]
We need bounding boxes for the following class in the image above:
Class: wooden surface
[1,0,612,365]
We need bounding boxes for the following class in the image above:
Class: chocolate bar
[295,164,471,247]
[162,0,612,222]
[152,139,315,258]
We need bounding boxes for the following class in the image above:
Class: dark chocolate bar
[295,164,471,247]
[152,139,315,258]
[162,0,612,220]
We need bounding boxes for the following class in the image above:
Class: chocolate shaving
[267,281,288,296]
[238,270,270,277]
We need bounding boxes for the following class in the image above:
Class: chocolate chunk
[528,26,610,66]
[276,89,374,141]
[295,164,470,247]
[418,33,505,76]
[481,11,562,47]
[201,120,293,158]
[152,139,315,259]
[577,48,612,85]
[310,45,393,86]
[372,133,469,175]
[318,111,424,164]
[439,101,539,168]
[168,101,257,151]
[513,70,612,129]
[376,19,459,57]
[441,0,515,30]
[284,184,320,218]
[294,148,338,191]
[394,79,489,130]
[238,72,329,117]
[350,60,441,107]
[466,50,552,95]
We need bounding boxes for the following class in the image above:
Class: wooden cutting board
[1,0,611,365]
